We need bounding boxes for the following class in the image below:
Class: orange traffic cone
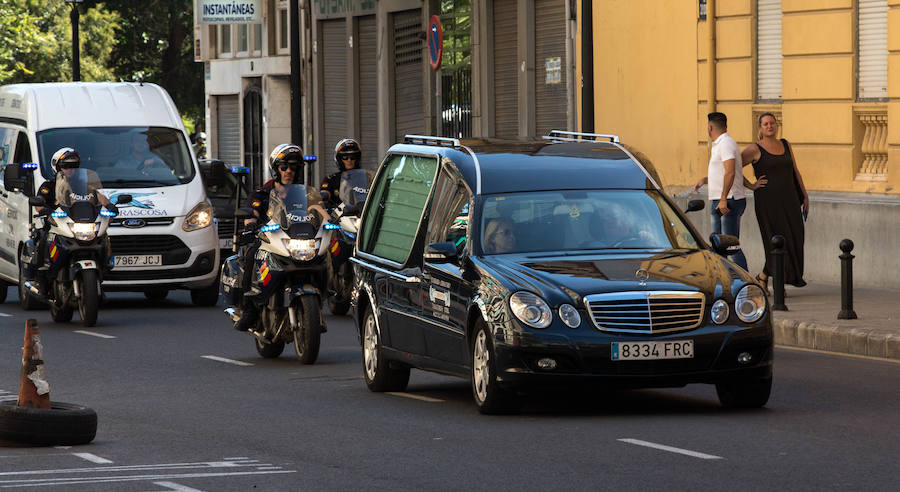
[17,319,50,409]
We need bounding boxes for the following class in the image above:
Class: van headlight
[509,291,553,329]
[735,284,766,323]
[70,222,98,241]
[183,201,214,231]
[284,238,318,261]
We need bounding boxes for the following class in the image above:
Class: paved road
[0,291,898,491]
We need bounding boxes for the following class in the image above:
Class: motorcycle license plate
[112,254,162,268]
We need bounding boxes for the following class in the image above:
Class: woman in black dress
[741,112,809,291]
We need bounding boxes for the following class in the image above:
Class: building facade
[577,0,900,288]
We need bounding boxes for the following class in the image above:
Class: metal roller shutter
[322,19,348,158]
[757,0,782,101]
[534,0,566,135]
[216,95,240,165]
[359,15,378,170]
[493,0,518,138]
[858,0,888,100]
[393,9,424,142]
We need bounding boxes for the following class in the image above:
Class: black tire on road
[362,305,409,392]
[255,337,285,358]
[0,400,97,446]
[471,320,520,414]
[49,280,73,322]
[78,270,100,327]
[326,294,351,316]
[293,295,322,364]
[716,376,773,408]
[18,259,42,311]
[190,281,220,307]
[0,281,8,304]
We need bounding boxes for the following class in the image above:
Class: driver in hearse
[26,148,113,296]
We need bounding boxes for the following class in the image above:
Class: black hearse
[351,131,773,414]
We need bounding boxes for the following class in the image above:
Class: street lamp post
[65,0,83,82]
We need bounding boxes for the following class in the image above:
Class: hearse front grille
[584,291,706,334]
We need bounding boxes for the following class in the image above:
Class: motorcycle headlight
[735,284,767,323]
[509,291,552,329]
[558,303,582,329]
[70,222,98,241]
[285,238,318,261]
[183,201,214,232]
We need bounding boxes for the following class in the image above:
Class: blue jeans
[710,198,748,270]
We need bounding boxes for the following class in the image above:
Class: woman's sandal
[755,274,770,296]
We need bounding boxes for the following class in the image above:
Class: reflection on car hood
[102,184,193,217]
[479,250,751,304]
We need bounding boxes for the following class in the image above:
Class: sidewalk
[770,282,900,360]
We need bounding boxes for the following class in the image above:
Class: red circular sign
[428,15,443,70]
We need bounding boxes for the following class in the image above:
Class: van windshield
[36,127,195,188]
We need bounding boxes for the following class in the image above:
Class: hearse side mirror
[115,194,133,205]
[3,162,36,193]
[425,242,459,264]
[685,199,705,213]
[709,233,740,257]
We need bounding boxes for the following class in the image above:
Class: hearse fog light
[735,284,766,323]
[558,303,582,329]
[70,222,98,241]
[711,299,730,324]
[737,352,753,365]
[509,291,552,329]
[537,358,558,370]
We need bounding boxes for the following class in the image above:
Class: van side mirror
[115,194,133,205]
[709,233,740,257]
[424,242,458,264]
[684,199,705,213]
[3,163,32,193]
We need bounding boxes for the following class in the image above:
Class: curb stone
[772,318,900,362]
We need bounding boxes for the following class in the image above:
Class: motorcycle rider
[192,132,207,159]
[232,143,328,331]
[26,148,113,294]
[320,138,362,211]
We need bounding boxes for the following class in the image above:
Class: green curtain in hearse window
[359,154,438,264]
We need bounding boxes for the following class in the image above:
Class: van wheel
[17,260,42,311]
[190,282,219,306]
[362,305,409,392]
[471,321,520,414]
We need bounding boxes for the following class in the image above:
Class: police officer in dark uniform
[320,138,361,209]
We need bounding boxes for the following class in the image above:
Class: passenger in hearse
[483,217,517,254]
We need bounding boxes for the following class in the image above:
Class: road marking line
[776,344,900,364]
[201,356,253,367]
[72,453,113,464]
[147,481,205,492]
[0,313,12,317]
[386,392,444,403]
[74,330,116,339]
[0,470,296,488]
[618,438,723,460]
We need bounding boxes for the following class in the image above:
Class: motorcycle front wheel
[78,270,100,327]
[293,295,322,364]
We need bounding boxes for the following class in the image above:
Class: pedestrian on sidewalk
[692,112,748,270]
[740,112,808,291]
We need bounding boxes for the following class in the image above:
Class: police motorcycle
[324,168,371,315]
[221,161,331,363]
[3,165,129,327]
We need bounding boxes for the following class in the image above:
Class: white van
[0,82,220,306]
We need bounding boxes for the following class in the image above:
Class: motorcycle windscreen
[267,184,318,238]
[338,169,371,208]
[55,168,102,221]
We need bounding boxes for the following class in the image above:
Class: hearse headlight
[711,299,729,324]
[183,201,214,231]
[735,284,766,323]
[558,303,582,329]
[70,222,98,241]
[509,291,552,329]
[285,238,318,261]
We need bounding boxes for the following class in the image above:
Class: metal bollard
[838,239,858,320]
[771,235,787,311]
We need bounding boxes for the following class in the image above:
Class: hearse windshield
[37,127,195,188]
[479,189,700,255]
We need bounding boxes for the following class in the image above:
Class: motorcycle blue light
[230,166,250,175]
[344,231,356,240]
[51,211,67,218]
[259,223,281,232]
[304,155,318,161]
[22,162,38,169]
[324,223,341,230]
[100,209,116,217]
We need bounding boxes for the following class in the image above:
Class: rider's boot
[233,299,259,332]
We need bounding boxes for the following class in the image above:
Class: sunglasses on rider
[278,162,300,171]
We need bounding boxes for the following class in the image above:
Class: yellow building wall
[584,0,900,194]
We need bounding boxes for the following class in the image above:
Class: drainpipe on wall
[291,0,303,180]
[707,0,716,117]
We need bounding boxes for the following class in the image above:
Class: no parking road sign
[428,15,443,70]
